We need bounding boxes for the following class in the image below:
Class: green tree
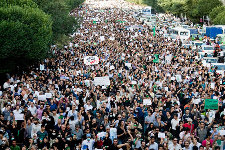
[197,0,222,17]
[66,0,84,10]
[213,11,225,25]
[0,0,37,8]
[0,5,52,72]
[209,6,225,23]
[33,0,81,43]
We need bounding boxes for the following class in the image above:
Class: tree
[213,11,225,25]
[0,0,37,8]
[33,0,81,43]
[66,0,84,10]
[209,6,225,24]
[0,5,52,72]
[196,0,222,17]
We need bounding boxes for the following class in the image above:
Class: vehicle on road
[170,27,190,41]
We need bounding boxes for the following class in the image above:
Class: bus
[142,7,155,16]
[170,27,190,41]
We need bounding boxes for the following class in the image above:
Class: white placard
[40,64,45,71]
[110,128,117,140]
[125,63,132,68]
[15,113,24,120]
[176,75,182,82]
[97,132,106,140]
[38,95,46,100]
[171,77,175,80]
[211,82,215,89]
[110,66,115,70]
[219,130,225,135]
[143,99,151,105]
[34,91,39,96]
[45,93,52,98]
[94,76,110,86]
[131,81,137,84]
[164,87,169,91]
[193,99,201,104]
[109,36,115,41]
[84,56,99,65]
[100,36,105,41]
[84,80,90,87]
[158,132,165,138]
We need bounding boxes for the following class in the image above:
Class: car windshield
[183,45,190,48]
[195,43,203,46]
[220,45,225,50]
[215,65,225,70]
[205,59,217,63]
[204,47,214,50]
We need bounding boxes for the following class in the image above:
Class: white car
[201,45,215,53]
[202,57,218,67]
[198,52,213,59]
[182,44,192,49]
[211,63,225,76]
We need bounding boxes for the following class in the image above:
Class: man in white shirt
[171,114,180,135]
[168,138,182,150]
[148,136,158,150]
[28,102,37,116]
[81,134,95,150]
[183,141,191,150]
[31,118,41,138]
[68,105,78,120]
[84,100,93,112]
[13,105,22,115]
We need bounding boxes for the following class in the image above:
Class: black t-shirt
[108,144,119,150]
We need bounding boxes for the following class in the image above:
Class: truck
[206,26,223,39]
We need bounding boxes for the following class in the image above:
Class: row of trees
[0,0,83,78]
[127,0,224,24]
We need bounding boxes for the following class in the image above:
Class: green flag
[153,26,156,36]
[153,54,159,63]
[204,99,218,110]
[93,21,96,24]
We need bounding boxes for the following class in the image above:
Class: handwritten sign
[38,95,46,101]
[40,64,45,71]
[125,63,132,68]
[158,132,165,138]
[94,76,110,86]
[219,130,225,135]
[45,93,52,99]
[15,113,24,120]
[204,99,218,110]
[84,56,99,65]
[143,99,152,105]
[100,36,105,41]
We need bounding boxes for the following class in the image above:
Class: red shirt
[183,123,194,133]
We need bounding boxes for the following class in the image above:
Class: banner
[143,99,151,105]
[84,56,99,65]
[204,99,218,110]
[153,54,159,63]
[45,93,52,99]
[94,76,110,86]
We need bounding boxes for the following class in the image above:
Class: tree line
[0,0,84,80]
[127,0,224,24]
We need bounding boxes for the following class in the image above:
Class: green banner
[153,54,159,63]
[153,26,156,37]
[204,99,218,110]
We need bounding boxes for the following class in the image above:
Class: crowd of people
[1,0,225,150]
